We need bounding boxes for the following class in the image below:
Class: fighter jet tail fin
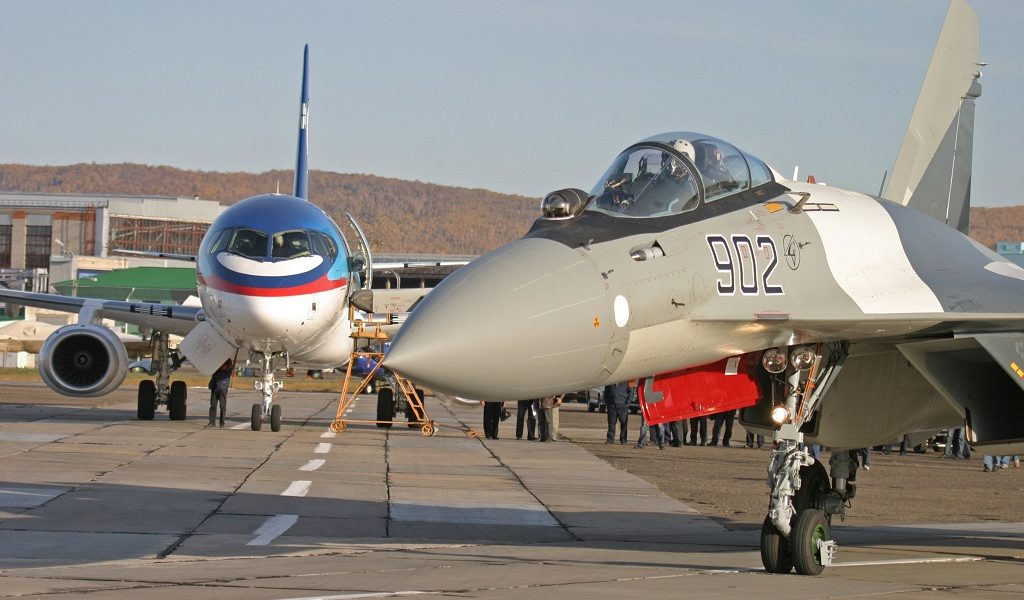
[294,44,310,201]
[882,0,981,235]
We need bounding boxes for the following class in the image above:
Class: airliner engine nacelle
[38,324,129,397]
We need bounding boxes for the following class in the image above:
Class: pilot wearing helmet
[694,140,734,196]
[627,139,699,216]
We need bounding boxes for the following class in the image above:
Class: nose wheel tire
[270,404,282,432]
[760,515,794,574]
[251,403,263,431]
[792,509,830,576]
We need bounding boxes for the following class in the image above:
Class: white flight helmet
[664,139,695,179]
[667,139,695,163]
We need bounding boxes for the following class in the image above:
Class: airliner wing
[0,289,201,336]
[111,249,197,262]
[371,259,471,270]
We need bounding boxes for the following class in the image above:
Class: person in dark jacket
[208,359,233,427]
[516,399,538,440]
[482,401,504,439]
[604,381,630,445]
[688,415,708,445]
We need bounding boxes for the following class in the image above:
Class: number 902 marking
[706,234,784,296]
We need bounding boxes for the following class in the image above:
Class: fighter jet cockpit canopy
[586,132,774,218]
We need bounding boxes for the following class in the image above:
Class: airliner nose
[385,238,616,401]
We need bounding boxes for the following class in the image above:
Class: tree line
[0,163,1020,253]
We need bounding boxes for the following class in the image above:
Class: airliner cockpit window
[207,228,232,255]
[587,144,700,218]
[272,230,311,259]
[228,228,268,259]
[309,231,337,260]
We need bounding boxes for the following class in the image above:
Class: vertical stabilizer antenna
[294,44,310,200]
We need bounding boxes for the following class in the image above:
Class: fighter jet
[385,0,1023,575]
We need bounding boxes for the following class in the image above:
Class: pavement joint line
[299,459,326,471]
[281,480,312,497]
[384,427,392,537]
[157,395,337,558]
[246,514,299,546]
[439,403,582,541]
[276,592,434,599]
[834,556,985,567]
[314,442,332,454]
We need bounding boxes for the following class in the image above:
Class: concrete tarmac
[0,384,1021,598]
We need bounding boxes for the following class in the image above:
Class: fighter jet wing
[689,310,1024,340]
[0,288,201,336]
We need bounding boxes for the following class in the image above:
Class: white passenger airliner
[0,46,437,431]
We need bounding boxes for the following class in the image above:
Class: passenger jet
[0,46,431,432]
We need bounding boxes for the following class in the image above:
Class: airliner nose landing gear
[251,352,283,432]
[758,343,849,575]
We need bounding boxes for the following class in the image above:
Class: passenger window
[228,229,267,259]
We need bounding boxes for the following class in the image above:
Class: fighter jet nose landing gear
[759,342,849,575]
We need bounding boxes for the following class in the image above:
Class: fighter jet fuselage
[386,132,1024,405]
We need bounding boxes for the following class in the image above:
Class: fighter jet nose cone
[385,238,618,401]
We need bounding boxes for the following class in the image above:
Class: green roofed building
[51,267,197,304]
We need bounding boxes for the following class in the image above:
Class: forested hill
[0,163,539,255]
[0,163,1021,253]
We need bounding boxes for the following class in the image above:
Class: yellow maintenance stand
[329,315,479,438]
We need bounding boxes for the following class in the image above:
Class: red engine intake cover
[638,354,762,425]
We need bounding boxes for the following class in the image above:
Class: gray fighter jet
[386,0,1024,575]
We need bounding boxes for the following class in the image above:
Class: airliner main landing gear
[251,353,283,432]
[758,343,850,575]
[136,331,187,421]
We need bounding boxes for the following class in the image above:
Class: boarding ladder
[329,311,479,438]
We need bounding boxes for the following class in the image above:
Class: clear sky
[2,1,1022,206]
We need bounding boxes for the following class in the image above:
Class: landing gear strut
[251,352,283,432]
[759,342,848,575]
[136,331,187,421]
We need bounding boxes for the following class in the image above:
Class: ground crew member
[604,381,630,444]
[208,359,233,427]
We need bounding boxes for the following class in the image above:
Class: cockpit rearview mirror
[541,188,591,220]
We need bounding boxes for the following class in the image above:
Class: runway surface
[0,383,1021,598]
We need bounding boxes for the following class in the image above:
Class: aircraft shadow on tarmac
[0,478,1021,569]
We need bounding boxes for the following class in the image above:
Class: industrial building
[0,191,223,290]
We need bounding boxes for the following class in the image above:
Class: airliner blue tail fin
[294,44,310,200]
